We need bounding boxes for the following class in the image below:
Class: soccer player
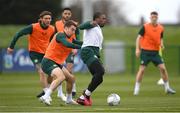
[7,11,55,97]
[133,11,176,95]
[55,8,79,100]
[76,12,107,106]
[39,20,82,105]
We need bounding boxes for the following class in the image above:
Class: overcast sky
[120,0,180,24]
[62,0,180,24]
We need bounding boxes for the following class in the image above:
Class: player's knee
[97,66,105,76]
[139,67,145,74]
[56,74,65,81]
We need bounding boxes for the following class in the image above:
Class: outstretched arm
[78,21,97,30]
[8,25,33,53]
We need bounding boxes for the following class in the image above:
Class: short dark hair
[64,20,77,28]
[93,12,103,20]
[150,11,158,15]
[39,11,52,18]
[62,7,72,12]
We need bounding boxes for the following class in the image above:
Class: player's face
[150,14,158,24]
[98,14,107,27]
[41,15,52,27]
[62,10,72,21]
[65,25,76,37]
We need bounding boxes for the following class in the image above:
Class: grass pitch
[0,72,179,112]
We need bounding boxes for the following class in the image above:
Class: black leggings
[87,60,105,92]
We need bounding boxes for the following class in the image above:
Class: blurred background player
[55,8,80,101]
[133,11,176,95]
[76,12,107,106]
[39,20,82,105]
[7,11,55,98]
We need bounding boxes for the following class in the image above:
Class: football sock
[72,82,76,92]
[134,82,140,92]
[43,88,48,93]
[57,84,64,96]
[44,88,52,98]
[164,81,170,90]
[85,89,91,96]
[66,93,72,102]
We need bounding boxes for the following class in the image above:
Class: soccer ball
[107,93,120,106]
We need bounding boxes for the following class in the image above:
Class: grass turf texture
[0,72,179,112]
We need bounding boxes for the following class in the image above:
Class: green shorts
[140,49,164,66]
[41,58,63,76]
[66,52,74,63]
[29,51,44,64]
[80,46,100,67]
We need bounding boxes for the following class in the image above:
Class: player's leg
[57,53,75,101]
[77,47,104,105]
[133,50,148,95]
[158,64,176,94]
[35,64,49,97]
[157,48,164,85]
[62,67,77,104]
[77,60,105,106]
[153,53,176,94]
[133,65,146,95]
[66,62,76,97]
[29,51,49,97]
[40,67,66,105]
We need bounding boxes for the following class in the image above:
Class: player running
[55,8,80,101]
[7,11,55,97]
[39,20,82,105]
[76,12,107,106]
[133,11,176,95]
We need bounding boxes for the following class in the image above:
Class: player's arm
[56,33,81,49]
[7,25,33,54]
[78,21,97,30]
[135,26,145,58]
[75,28,80,40]
[72,39,83,46]
[160,31,164,50]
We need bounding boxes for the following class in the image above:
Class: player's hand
[72,49,78,55]
[135,48,141,58]
[161,44,165,50]
[7,47,14,54]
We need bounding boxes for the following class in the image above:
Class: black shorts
[140,49,164,66]
[41,58,63,76]
[29,51,44,65]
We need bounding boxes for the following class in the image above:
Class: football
[107,93,120,106]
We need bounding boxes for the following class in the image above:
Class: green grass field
[0,25,180,112]
[0,72,180,112]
